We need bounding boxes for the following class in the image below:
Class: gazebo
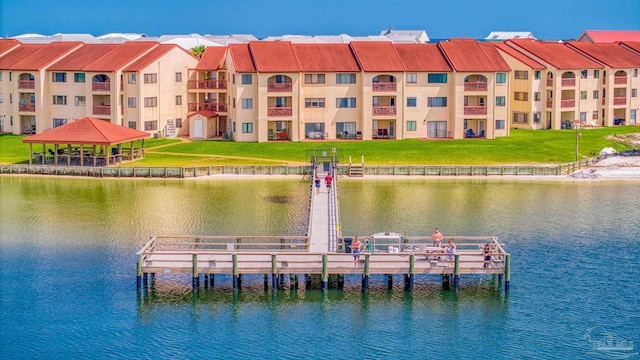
[23,117,150,167]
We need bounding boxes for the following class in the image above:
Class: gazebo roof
[23,117,150,145]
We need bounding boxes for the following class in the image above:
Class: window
[406,73,417,83]
[633,69,638,77]
[336,97,356,108]
[175,72,182,82]
[144,121,158,131]
[336,122,356,138]
[304,74,325,84]
[53,118,67,127]
[175,95,182,105]
[241,74,252,85]
[496,96,505,106]
[580,91,587,100]
[0,71,2,81]
[143,73,157,83]
[242,122,253,133]
[144,97,157,107]
[532,92,540,101]
[52,72,66,82]
[52,95,67,105]
[496,73,506,83]
[241,98,253,109]
[175,118,182,128]
[631,109,636,121]
[592,111,598,120]
[128,97,137,108]
[407,97,417,107]
[74,73,85,83]
[128,121,137,129]
[593,90,599,99]
[514,70,528,79]
[336,73,356,84]
[427,97,447,107]
[594,69,600,78]
[0,94,3,103]
[514,92,528,101]
[533,112,541,123]
[513,112,528,123]
[128,74,136,84]
[495,119,505,129]
[74,96,86,106]
[305,98,325,108]
[427,73,447,83]
[580,112,587,122]
[407,121,417,131]
[632,89,638,98]
[534,70,541,80]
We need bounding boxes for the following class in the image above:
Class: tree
[191,45,206,58]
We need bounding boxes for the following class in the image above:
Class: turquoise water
[1,176,639,359]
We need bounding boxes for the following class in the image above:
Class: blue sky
[1,0,638,40]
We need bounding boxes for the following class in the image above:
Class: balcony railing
[187,102,227,112]
[560,99,575,108]
[267,82,292,92]
[19,104,36,112]
[188,80,227,90]
[546,99,553,108]
[613,97,626,106]
[92,82,111,91]
[464,82,487,91]
[372,106,397,116]
[372,82,397,92]
[93,105,111,115]
[614,76,627,85]
[268,107,292,116]
[463,106,487,115]
[561,78,575,87]
[18,80,35,89]
[546,78,553,87]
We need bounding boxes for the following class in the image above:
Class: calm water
[1,176,639,359]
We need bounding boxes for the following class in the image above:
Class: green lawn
[1,127,638,166]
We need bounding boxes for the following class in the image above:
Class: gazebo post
[42,143,46,164]
[67,144,71,166]
[28,143,33,165]
[54,144,58,165]
[80,144,84,166]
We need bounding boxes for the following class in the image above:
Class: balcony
[614,76,627,85]
[19,103,36,112]
[188,80,227,90]
[561,78,575,87]
[92,82,111,91]
[613,97,626,106]
[546,78,553,87]
[372,106,396,116]
[464,82,487,91]
[93,105,111,115]
[372,82,397,92]
[560,99,575,108]
[188,102,227,112]
[18,80,35,89]
[268,107,292,116]
[463,106,487,115]
[267,82,292,92]
[546,99,553,108]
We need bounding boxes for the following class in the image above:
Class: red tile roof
[0,44,46,69]
[619,41,640,55]
[0,39,20,56]
[22,117,149,145]
[187,110,218,118]
[494,42,545,69]
[8,42,82,70]
[438,39,505,72]
[566,41,640,68]
[478,43,512,72]
[123,44,192,72]
[349,42,404,72]
[47,44,119,71]
[393,44,452,72]
[292,44,360,72]
[579,30,640,43]
[83,42,158,72]
[248,41,300,72]
[506,39,603,70]
[195,46,227,70]
[229,44,256,72]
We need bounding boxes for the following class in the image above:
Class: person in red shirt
[324,173,333,192]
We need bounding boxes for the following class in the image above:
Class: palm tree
[191,45,206,58]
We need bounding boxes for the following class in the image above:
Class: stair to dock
[349,155,364,177]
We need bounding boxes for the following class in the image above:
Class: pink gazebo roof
[23,117,149,145]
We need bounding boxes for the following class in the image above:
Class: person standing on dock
[483,243,492,268]
[446,239,456,262]
[324,173,333,192]
[314,176,321,193]
[351,236,362,265]
[431,228,443,247]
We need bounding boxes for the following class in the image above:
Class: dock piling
[387,274,393,290]
[504,254,511,292]
[362,254,370,291]
[321,254,328,291]
[271,254,278,290]
[191,254,199,290]
[453,254,460,291]
[407,254,415,291]
[136,254,142,289]
[232,254,239,289]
